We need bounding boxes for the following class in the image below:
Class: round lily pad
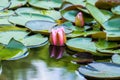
[28,0,62,9]
[112,54,120,64]
[103,18,120,30]
[15,7,61,20]
[25,20,57,33]
[9,0,27,9]
[0,10,15,17]
[78,62,120,79]
[111,5,120,15]
[8,13,55,26]
[0,31,48,48]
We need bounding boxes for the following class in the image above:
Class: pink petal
[51,29,57,45]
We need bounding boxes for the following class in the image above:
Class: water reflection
[0,45,86,80]
[49,46,65,59]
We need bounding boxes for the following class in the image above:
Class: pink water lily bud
[50,27,66,46]
[75,12,84,27]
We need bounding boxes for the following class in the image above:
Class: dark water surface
[0,44,87,80]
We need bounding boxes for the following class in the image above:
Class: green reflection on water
[0,44,86,80]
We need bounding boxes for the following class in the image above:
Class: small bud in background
[75,12,84,27]
[50,27,66,46]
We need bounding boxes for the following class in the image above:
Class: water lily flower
[49,46,65,59]
[50,27,66,46]
[75,12,84,27]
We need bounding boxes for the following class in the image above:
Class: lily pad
[9,0,27,9]
[65,0,85,6]
[0,38,28,60]
[28,0,62,9]
[25,20,56,33]
[112,54,120,64]
[66,38,109,56]
[61,10,79,22]
[111,5,120,15]
[95,39,119,50]
[86,3,113,28]
[15,7,61,20]
[0,17,12,25]
[0,25,27,32]
[104,30,120,41]
[8,13,55,26]
[0,10,14,17]
[78,62,120,79]
[66,38,96,53]
[103,17,120,30]
[0,0,10,10]
[0,31,48,48]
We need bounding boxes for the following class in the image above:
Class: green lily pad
[95,39,119,50]
[28,0,62,9]
[103,17,120,30]
[65,0,85,6]
[8,13,55,26]
[112,54,120,64]
[78,62,120,79]
[61,10,79,22]
[0,31,48,48]
[104,30,120,41]
[15,7,61,20]
[86,3,113,28]
[111,5,120,15]
[0,0,10,10]
[66,38,109,56]
[0,38,28,60]
[0,25,27,32]
[0,17,12,25]
[25,20,56,33]
[97,49,120,54]
[0,10,14,17]
[66,38,96,53]
[9,0,27,9]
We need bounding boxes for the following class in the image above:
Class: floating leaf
[111,5,120,15]
[0,25,27,32]
[79,62,120,79]
[61,10,79,22]
[104,30,120,41]
[15,7,61,20]
[112,54,120,64]
[95,39,119,50]
[0,0,10,10]
[28,0,62,9]
[66,38,109,56]
[0,39,28,60]
[0,31,48,48]
[97,49,120,54]
[9,0,27,9]
[103,17,120,30]
[0,10,14,17]
[86,3,113,28]
[25,20,56,33]
[0,17,12,25]
[8,13,55,26]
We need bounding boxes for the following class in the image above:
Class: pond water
[0,44,87,80]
